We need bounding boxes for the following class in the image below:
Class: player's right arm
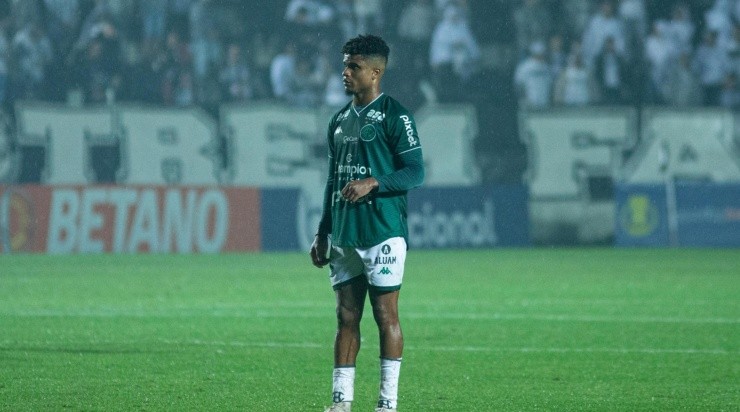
[311,114,339,268]
[311,171,332,267]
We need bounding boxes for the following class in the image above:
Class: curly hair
[341,34,389,63]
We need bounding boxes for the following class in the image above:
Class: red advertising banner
[0,185,260,254]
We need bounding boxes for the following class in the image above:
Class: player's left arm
[375,106,424,192]
[375,148,424,192]
[340,148,424,202]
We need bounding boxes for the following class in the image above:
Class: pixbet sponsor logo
[399,115,418,147]
[408,199,497,248]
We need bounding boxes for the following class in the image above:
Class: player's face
[342,54,375,95]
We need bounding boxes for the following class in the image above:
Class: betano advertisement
[0,185,261,253]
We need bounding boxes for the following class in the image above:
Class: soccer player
[310,34,425,412]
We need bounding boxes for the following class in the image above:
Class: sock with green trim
[378,357,401,409]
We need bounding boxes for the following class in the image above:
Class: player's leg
[326,245,368,412]
[334,275,368,366]
[327,277,367,412]
[359,237,407,411]
[369,289,403,359]
[369,289,403,411]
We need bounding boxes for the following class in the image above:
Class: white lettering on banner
[79,188,106,253]
[623,109,740,183]
[224,104,477,189]
[408,200,497,248]
[413,106,479,185]
[15,103,478,189]
[523,109,634,199]
[109,189,137,251]
[46,188,229,253]
[162,189,197,252]
[224,106,324,186]
[16,106,113,184]
[195,190,228,253]
[128,190,159,252]
[47,189,79,253]
[119,109,221,185]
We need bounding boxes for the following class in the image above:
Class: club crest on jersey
[360,124,376,142]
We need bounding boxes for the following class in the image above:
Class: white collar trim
[352,93,384,116]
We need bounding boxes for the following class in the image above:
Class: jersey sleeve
[316,114,339,237]
[376,104,424,193]
[385,106,422,156]
[376,148,424,192]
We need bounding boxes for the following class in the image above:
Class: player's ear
[373,66,383,80]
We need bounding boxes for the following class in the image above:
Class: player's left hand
[341,177,378,203]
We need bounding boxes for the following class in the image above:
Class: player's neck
[353,88,382,107]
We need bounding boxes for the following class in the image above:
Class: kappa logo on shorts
[378,267,392,275]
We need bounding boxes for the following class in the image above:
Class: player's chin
[343,87,354,96]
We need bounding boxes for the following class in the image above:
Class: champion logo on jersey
[366,110,385,122]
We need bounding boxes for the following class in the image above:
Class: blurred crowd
[0,0,738,115]
[513,0,740,110]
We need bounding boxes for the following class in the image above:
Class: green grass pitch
[1,248,738,411]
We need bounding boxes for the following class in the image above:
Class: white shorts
[329,237,407,292]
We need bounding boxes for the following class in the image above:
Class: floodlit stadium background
[0,0,739,251]
[1,2,738,411]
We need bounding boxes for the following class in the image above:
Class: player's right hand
[310,235,330,268]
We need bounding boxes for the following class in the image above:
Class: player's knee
[336,304,362,328]
[372,302,399,328]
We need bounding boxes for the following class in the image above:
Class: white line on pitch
[157,339,737,356]
[1,339,735,356]
[4,309,739,325]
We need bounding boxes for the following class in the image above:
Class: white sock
[378,357,401,409]
[332,366,355,404]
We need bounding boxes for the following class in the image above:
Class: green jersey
[317,93,424,247]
